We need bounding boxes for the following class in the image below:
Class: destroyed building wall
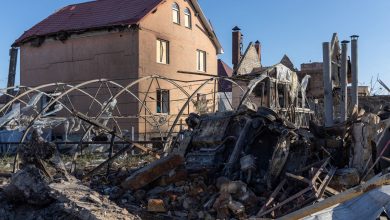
[298,62,324,99]
[359,95,390,113]
[235,43,261,75]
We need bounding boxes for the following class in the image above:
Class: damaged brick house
[229,27,312,127]
[12,0,222,140]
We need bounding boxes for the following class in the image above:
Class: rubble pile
[88,106,390,219]
[1,105,390,219]
[0,130,138,220]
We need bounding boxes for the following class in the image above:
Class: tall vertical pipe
[7,48,18,97]
[340,41,349,122]
[323,42,333,127]
[351,35,359,108]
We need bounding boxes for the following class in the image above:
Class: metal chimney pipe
[340,40,349,122]
[351,35,359,108]
[322,42,333,127]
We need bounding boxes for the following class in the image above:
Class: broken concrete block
[121,154,184,190]
[147,199,166,212]
[4,165,53,206]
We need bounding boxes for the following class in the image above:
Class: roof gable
[280,54,295,70]
[235,43,261,75]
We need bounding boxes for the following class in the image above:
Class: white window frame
[184,8,192,29]
[156,39,169,64]
[157,89,170,114]
[172,3,180,24]
[196,50,206,72]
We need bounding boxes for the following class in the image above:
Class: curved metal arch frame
[0,86,39,112]
[17,79,129,144]
[18,76,193,144]
[0,84,106,133]
[163,78,214,152]
[8,75,248,159]
[0,83,107,117]
[0,83,66,115]
[237,74,270,110]
[76,75,202,144]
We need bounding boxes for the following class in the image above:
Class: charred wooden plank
[121,154,184,190]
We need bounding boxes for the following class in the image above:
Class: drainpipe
[351,35,359,108]
[340,40,349,122]
[322,42,333,127]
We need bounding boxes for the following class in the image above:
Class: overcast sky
[1,0,389,92]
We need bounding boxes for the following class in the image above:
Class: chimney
[255,40,261,65]
[232,26,242,70]
[350,35,359,108]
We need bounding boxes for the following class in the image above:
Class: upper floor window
[156,39,169,64]
[197,50,206,72]
[172,3,180,24]
[184,8,192,28]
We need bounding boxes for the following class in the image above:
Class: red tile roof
[218,59,233,92]
[218,59,233,78]
[14,0,162,46]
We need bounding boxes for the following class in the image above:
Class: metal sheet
[303,185,390,220]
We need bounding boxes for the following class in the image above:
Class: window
[172,3,180,24]
[156,39,169,64]
[184,8,192,28]
[157,89,170,114]
[196,50,206,72]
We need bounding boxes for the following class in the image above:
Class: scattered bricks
[329,168,360,191]
[147,199,166,213]
[213,193,232,220]
[157,168,188,186]
[228,200,246,218]
[219,180,260,213]
[121,154,185,190]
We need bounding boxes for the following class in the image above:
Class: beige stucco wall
[137,0,218,138]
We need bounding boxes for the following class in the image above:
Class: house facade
[13,0,222,140]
